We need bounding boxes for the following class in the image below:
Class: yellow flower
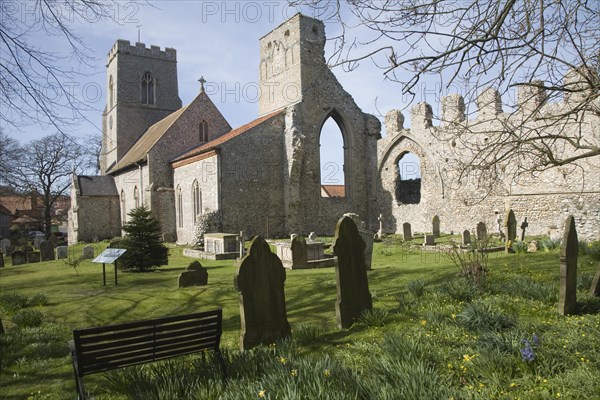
[451,314,456,320]
[463,354,475,362]
[510,383,517,388]
[421,319,427,326]
[279,356,287,365]
[291,369,298,377]
[323,369,331,377]
[258,389,266,398]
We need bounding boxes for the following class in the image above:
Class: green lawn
[1,240,599,399]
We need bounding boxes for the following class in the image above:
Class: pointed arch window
[176,185,183,228]
[192,180,202,223]
[120,190,126,224]
[396,152,421,204]
[199,120,209,142]
[108,75,114,108]
[133,186,139,208]
[141,71,155,105]
[319,114,346,198]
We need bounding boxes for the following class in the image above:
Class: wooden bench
[69,308,226,399]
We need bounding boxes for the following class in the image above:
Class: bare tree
[0,130,22,188]
[292,0,599,179]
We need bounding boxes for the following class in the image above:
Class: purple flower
[532,334,539,346]
[520,339,535,362]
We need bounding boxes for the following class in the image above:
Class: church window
[120,190,126,224]
[199,121,209,142]
[176,185,183,228]
[319,113,346,198]
[141,71,155,105]
[109,75,114,108]
[133,186,139,208]
[395,152,421,204]
[192,180,202,223]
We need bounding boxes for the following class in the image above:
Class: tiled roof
[321,185,346,198]
[77,175,118,196]
[171,109,285,164]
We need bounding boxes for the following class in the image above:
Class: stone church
[69,13,599,244]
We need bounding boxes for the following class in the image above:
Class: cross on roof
[198,76,206,93]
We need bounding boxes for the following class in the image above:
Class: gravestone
[308,232,317,241]
[527,240,539,253]
[234,236,290,350]
[432,215,440,238]
[462,230,471,245]
[590,267,600,297]
[0,238,10,254]
[558,215,578,316]
[403,222,412,241]
[27,251,41,263]
[56,246,68,259]
[520,217,529,241]
[40,240,55,261]
[239,231,245,258]
[82,246,94,259]
[11,250,26,266]
[424,234,435,246]
[476,222,487,241]
[377,214,383,239]
[343,213,375,270]
[33,236,44,249]
[504,209,517,253]
[178,261,208,287]
[333,216,372,329]
[291,235,308,269]
[23,245,33,254]
[0,252,3,268]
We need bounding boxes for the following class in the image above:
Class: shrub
[0,292,29,315]
[293,324,321,344]
[192,210,222,248]
[406,279,426,298]
[539,238,561,251]
[29,293,48,307]
[12,309,44,328]
[120,206,168,272]
[359,308,389,327]
[511,240,528,253]
[457,301,515,332]
[445,238,489,287]
[442,279,480,302]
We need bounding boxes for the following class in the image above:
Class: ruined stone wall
[378,87,600,241]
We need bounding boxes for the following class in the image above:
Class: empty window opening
[396,152,421,204]
[320,116,345,198]
[141,71,155,104]
[199,121,209,142]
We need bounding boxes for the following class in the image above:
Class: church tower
[100,40,182,174]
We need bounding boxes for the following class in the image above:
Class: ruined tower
[100,40,182,173]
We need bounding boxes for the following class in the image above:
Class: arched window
[120,189,126,224]
[319,115,346,198]
[141,71,155,105]
[192,180,202,223]
[176,185,183,228]
[133,186,139,208]
[199,121,209,142]
[396,152,421,204]
[108,75,114,108]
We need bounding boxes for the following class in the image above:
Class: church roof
[320,185,345,198]
[171,109,285,166]
[77,175,118,196]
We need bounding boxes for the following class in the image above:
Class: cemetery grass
[0,242,598,399]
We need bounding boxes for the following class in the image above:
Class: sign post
[92,249,127,286]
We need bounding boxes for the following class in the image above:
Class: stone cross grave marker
[291,235,308,269]
[476,222,487,241]
[504,209,517,253]
[520,217,529,241]
[0,239,11,255]
[234,235,290,350]
[424,234,435,246]
[27,251,41,263]
[178,261,208,288]
[558,215,578,315]
[462,230,471,246]
[308,232,317,241]
[333,216,372,329]
[11,250,26,266]
[403,222,412,241]
[40,240,55,261]
[82,246,94,259]
[590,267,600,297]
[57,246,68,259]
[432,215,440,238]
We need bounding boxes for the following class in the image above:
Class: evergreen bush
[120,206,168,272]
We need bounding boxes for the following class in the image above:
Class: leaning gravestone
[291,235,308,269]
[432,215,440,238]
[476,222,487,241]
[82,246,94,260]
[234,236,290,350]
[504,209,517,253]
[11,250,26,266]
[333,216,372,329]
[40,240,55,261]
[403,222,412,241]
[590,267,600,297]
[27,251,41,263]
[558,215,578,316]
[56,246,68,259]
[462,230,471,245]
[178,261,208,288]
[0,238,10,255]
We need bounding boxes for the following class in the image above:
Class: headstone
[11,250,26,266]
[33,236,44,249]
[424,234,435,246]
[432,215,440,238]
[27,251,41,263]
[504,209,517,253]
[291,235,308,269]
[403,222,412,241]
[520,217,529,241]
[0,238,10,254]
[239,231,245,258]
[527,240,539,253]
[178,261,208,287]
[590,267,600,297]
[22,245,33,254]
[476,222,487,241]
[234,236,290,350]
[377,214,383,239]
[558,215,578,316]
[342,213,374,270]
[82,246,94,259]
[462,230,471,245]
[308,232,317,241]
[0,252,4,268]
[495,211,503,234]
[39,240,55,261]
[333,216,372,329]
[56,246,68,259]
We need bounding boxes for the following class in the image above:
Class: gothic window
[395,152,421,204]
[176,185,183,228]
[133,186,139,208]
[192,180,202,223]
[141,71,155,105]
[319,113,346,198]
[120,190,126,224]
[199,120,209,142]
[108,75,114,108]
